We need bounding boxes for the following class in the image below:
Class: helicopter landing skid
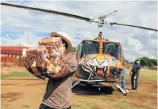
[72,81,80,89]
[113,83,127,96]
[72,80,128,96]
[72,79,105,89]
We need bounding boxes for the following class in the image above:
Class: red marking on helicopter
[97,68,103,76]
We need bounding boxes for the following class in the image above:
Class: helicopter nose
[96,55,105,63]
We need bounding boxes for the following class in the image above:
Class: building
[1,46,28,65]
[1,46,76,65]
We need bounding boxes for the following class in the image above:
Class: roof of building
[1,46,76,54]
[1,46,28,51]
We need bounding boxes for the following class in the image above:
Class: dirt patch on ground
[1,67,27,74]
[1,65,157,109]
[2,92,22,102]
[1,79,47,109]
[2,78,157,109]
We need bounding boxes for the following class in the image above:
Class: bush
[137,57,157,67]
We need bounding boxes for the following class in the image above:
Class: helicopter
[1,2,157,95]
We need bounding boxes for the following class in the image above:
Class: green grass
[126,68,157,82]
[1,71,34,78]
[139,69,157,82]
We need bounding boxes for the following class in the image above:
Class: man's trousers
[131,73,138,90]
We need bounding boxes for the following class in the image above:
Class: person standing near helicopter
[130,59,141,90]
[38,32,77,109]
[121,67,126,89]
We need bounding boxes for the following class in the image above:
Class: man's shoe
[131,89,137,92]
[130,89,136,92]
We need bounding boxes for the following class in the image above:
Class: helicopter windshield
[103,42,121,60]
[81,41,99,57]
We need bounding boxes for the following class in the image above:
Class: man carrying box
[38,32,77,109]
[24,32,77,109]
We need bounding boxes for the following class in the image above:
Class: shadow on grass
[72,84,114,95]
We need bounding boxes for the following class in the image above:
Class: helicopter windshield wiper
[1,2,91,22]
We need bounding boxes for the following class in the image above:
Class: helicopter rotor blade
[110,22,157,32]
[1,2,91,22]
[1,3,157,32]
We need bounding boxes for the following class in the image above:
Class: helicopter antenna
[97,10,117,39]
[98,10,117,19]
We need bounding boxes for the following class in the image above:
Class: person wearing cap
[39,32,77,109]
[130,59,141,90]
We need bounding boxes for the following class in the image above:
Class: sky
[1,0,157,61]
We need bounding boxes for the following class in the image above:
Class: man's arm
[137,65,141,75]
[130,69,133,76]
[136,63,141,73]
[47,53,78,79]
[47,65,71,79]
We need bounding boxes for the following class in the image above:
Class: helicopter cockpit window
[81,41,99,57]
[103,42,121,60]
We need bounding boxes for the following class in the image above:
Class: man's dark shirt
[132,63,141,74]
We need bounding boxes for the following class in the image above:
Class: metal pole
[113,83,127,96]
[72,81,80,89]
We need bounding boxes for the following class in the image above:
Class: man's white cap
[58,31,71,42]
[51,32,72,52]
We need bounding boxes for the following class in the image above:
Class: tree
[136,57,157,67]
[72,47,76,52]
[139,57,149,66]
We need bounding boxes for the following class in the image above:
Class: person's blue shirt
[132,62,141,73]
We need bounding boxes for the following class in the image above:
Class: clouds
[1,1,157,61]
[1,32,40,46]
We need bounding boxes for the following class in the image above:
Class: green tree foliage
[137,57,157,67]
[72,47,76,52]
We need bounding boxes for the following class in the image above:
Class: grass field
[1,67,157,109]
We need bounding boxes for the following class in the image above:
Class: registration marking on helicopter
[97,68,104,76]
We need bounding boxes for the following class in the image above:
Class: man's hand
[47,65,71,79]
[130,69,133,76]
[129,72,132,76]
